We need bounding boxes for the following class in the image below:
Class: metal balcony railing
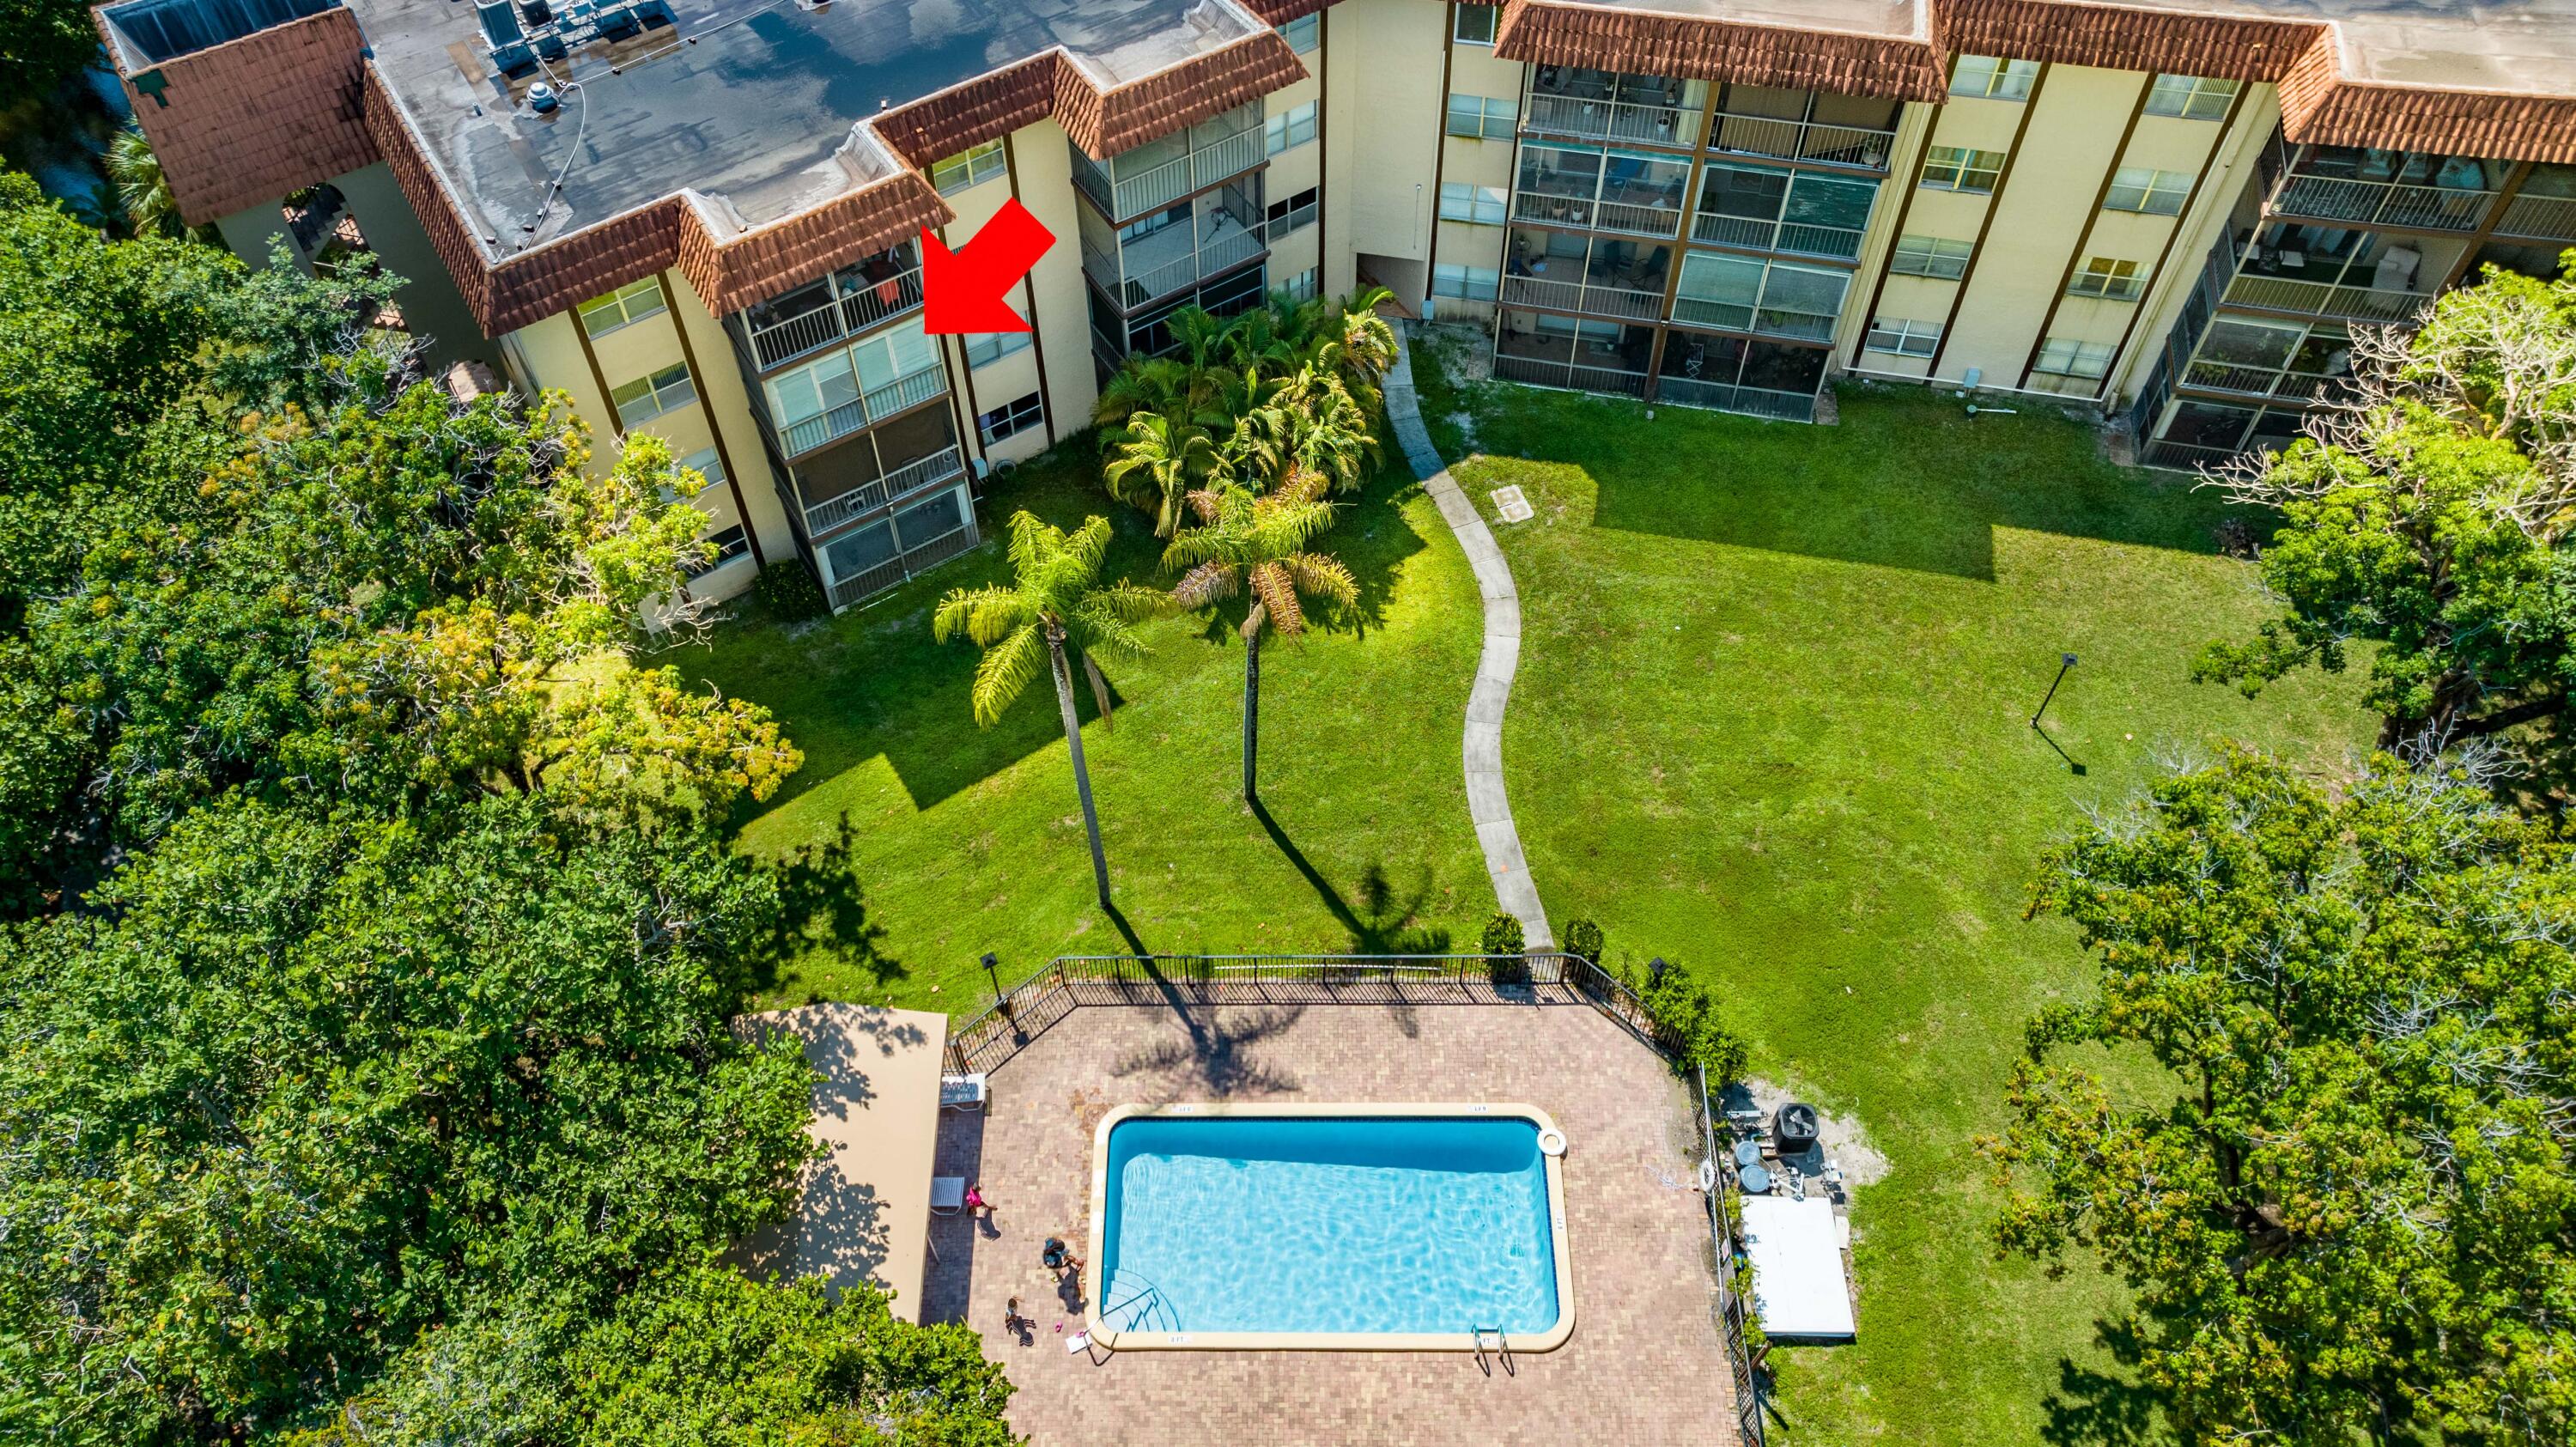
[2269,173,2495,232]
[1500,274,1664,321]
[825,513,981,612]
[2495,193,2576,241]
[1522,91,1699,149]
[1492,353,1649,397]
[803,444,967,540]
[776,363,945,459]
[746,269,925,372]
[2222,272,2433,325]
[1072,125,1266,222]
[1691,211,1865,261]
[1652,374,1817,423]
[1510,187,1683,240]
[1708,112,1896,171]
[2141,438,2245,472]
[2181,362,2343,402]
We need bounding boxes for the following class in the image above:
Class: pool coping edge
[1083,1102,1577,1354]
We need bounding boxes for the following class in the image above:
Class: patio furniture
[930,1176,967,1215]
[940,1072,988,1111]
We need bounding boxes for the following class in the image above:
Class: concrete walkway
[1382,331,1553,950]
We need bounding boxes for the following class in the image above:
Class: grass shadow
[735,810,906,1002]
[2041,1318,2169,1447]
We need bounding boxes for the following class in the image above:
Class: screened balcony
[792,404,967,542]
[1707,84,1899,173]
[1501,228,1670,320]
[2181,316,2360,404]
[2142,399,2309,472]
[1653,329,1825,423]
[1692,161,1877,261]
[1492,317,1653,396]
[1079,178,1265,311]
[1513,143,1690,239]
[819,484,980,611]
[761,317,947,460]
[2221,221,2456,324]
[1522,66,1706,149]
[2494,163,2576,243]
[1070,103,1264,223]
[741,241,923,372]
[1669,250,1851,343]
[2268,144,2506,233]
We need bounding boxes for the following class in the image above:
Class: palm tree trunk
[1048,629,1113,909]
[1241,608,1264,802]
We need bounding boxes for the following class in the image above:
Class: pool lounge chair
[930,1176,966,1216]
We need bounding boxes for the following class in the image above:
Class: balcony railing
[1072,126,1266,222]
[777,362,945,459]
[747,269,925,372]
[1708,112,1895,172]
[2269,173,2495,232]
[1668,295,1838,343]
[1653,374,1817,423]
[827,513,981,611]
[2223,272,2433,325]
[2181,362,2343,402]
[803,444,968,540]
[2141,438,2245,472]
[1500,273,1664,320]
[2495,193,2576,241]
[1511,188,1683,240]
[1522,91,1699,149]
[1492,353,1649,397]
[1691,211,1864,261]
[1089,226,1265,311]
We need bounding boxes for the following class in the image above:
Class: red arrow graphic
[921,199,1054,333]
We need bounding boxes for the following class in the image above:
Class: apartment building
[100,0,2576,611]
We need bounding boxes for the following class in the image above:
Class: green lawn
[683,442,1494,1007]
[1414,340,2369,1446]
[689,352,2368,1444]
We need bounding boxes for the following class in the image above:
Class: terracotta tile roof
[1062,31,1309,156]
[2276,35,2576,165]
[677,178,952,318]
[1938,0,2311,84]
[98,4,378,226]
[1498,0,1947,102]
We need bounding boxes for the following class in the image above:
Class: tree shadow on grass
[1455,384,2275,583]
[2041,1318,2170,1447]
[736,810,906,1004]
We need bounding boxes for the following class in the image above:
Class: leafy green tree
[0,794,818,1442]
[1100,410,1227,537]
[2195,263,2576,756]
[106,125,185,238]
[1163,479,1355,799]
[0,0,103,108]
[1632,956,1748,1084]
[934,512,1163,909]
[1995,746,2576,1444]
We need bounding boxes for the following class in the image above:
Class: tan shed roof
[734,1003,951,1322]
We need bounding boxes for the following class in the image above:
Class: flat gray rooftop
[2109,0,2576,94]
[348,0,1267,257]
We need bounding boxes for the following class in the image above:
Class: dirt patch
[1728,1077,1891,1188]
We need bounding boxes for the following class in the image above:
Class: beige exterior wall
[1322,0,1447,307]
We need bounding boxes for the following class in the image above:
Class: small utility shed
[1739,1195,1856,1341]
[733,1004,949,1322]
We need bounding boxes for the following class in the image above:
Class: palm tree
[935,513,1164,909]
[1092,355,1196,431]
[106,126,184,239]
[1163,481,1358,800]
[1303,285,1401,415]
[1102,412,1228,537]
[1264,365,1382,497]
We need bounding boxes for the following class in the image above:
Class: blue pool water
[1099,1115,1558,1336]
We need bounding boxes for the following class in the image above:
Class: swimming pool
[1086,1104,1573,1351]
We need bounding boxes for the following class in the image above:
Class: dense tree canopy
[1995,748,2576,1444]
[2196,261,2576,767]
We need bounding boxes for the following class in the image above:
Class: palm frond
[1249,560,1305,636]
[1282,551,1359,609]
[967,623,1047,727]
[1169,560,1242,610]
[933,582,1030,646]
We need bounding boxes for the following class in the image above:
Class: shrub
[751,560,828,622]
[1637,958,1749,1085]
[1480,911,1526,983]
[1560,916,1605,962]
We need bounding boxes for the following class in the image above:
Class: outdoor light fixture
[1649,956,1668,985]
[2032,654,2077,729]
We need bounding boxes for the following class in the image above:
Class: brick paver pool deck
[924,1000,1735,1446]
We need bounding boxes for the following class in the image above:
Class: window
[1266,100,1318,155]
[1277,267,1320,303]
[1453,4,1495,44]
[929,140,1006,196]
[1670,252,1849,339]
[1431,263,1499,301]
[2144,73,2238,120]
[1264,186,1319,240]
[686,525,750,579]
[2105,167,2192,215]
[576,277,667,337]
[610,362,696,428]
[1276,12,1318,53]
[1921,146,2005,195]
[964,331,1034,369]
[662,445,725,502]
[1439,181,1508,224]
[1445,94,1516,140]
[2069,256,2148,301]
[2032,337,2115,378]
[977,391,1043,446]
[1890,234,1973,279]
[1865,317,1941,358]
[1950,54,2038,101]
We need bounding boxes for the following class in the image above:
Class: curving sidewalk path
[1382,330,1553,950]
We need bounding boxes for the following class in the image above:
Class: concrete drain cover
[1490,484,1534,523]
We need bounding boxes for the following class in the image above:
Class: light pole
[981,951,1005,1015]
[2031,654,2077,729]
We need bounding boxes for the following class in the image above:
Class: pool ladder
[1473,1325,1515,1377]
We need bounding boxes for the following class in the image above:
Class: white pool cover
[1739,1195,1856,1340]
